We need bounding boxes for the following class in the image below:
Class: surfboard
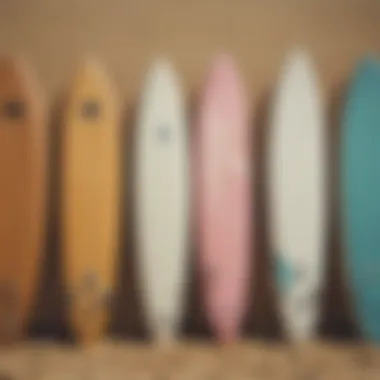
[195,55,252,342]
[0,58,46,344]
[267,50,326,341]
[135,59,189,342]
[61,59,120,344]
[341,57,380,344]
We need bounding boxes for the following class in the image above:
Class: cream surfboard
[195,55,252,342]
[135,59,189,342]
[267,50,326,341]
[0,58,47,344]
[61,60,120,344]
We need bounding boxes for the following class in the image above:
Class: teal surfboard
[342,57,380,343]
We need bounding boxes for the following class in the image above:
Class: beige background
[0,0,380,342]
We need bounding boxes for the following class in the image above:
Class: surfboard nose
[146,58,178,89]
[284,47,313,66]
[211,53,237,75]
[280,49,318,89]
[201,54,247,121]
[207,54,241,90]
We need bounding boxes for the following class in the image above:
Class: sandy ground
[0,340,379,379]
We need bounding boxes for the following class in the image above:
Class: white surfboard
[135,59,189,342]
[267,50,326,341]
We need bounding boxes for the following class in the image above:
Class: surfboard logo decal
[69,272,113,313]
[80,99,101,120]
[156,123,172,143]
[82,271,98,292]
[3,99,25,121]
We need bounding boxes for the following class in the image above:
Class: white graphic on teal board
[275,254,294,291]
[274,252,319,340]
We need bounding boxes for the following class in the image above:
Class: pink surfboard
[195,55,252,342]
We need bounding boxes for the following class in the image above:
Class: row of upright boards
[0,49,379,346]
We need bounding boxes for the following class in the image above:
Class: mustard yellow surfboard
[61,60,120,344]
[0,58,46,344]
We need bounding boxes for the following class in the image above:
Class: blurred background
[0,0,379,345]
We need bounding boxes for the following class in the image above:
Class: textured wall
[0,0,379,341]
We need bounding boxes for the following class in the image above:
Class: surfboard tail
[73,326,106,346]
[213,322,241,344]
[151,326,176,344]
[146,314,180,344]
[283,320,317,342]
[205,285,247,342]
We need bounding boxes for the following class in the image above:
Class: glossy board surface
[341,58,380,343]
[268,50,326,341]
[61,60,120,344]
[195,55,252,342]
[135,59,189,342]
[0,58,46,343]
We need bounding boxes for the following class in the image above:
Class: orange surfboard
[0,58,47,344]
[61,60,120,344]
